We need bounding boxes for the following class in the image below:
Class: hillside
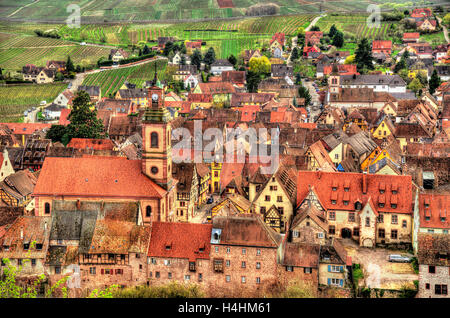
[0,0,444,23]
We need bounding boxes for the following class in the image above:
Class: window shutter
[111,270,114,275]
[340,266,344,272]
[327,278,331,285]
[328,265,331,272]
[340,279,343,287]
[101,269,104,275]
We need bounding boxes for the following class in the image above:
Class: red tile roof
[58,109,71,126]
[67,138,115,151]
[188,93,213,103]
[33,157,166,199]
[323,64,358,76]
[297,171,413,214]
[270,32,285,45]
[372,40,392,50]
[403,32,420,39]
[1,123,52,135]
[419,193,450,229]
[148,222,212,261]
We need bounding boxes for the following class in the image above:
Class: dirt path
[437,17,449,44]
[69,56,168,92]
[305,13,326,32]
[7,0,40,18]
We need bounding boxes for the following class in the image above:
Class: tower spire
[152,62,158,87]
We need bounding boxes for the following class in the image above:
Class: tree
[295,73,301,85]
[65,91,106,143]
[248,56,271,75]
[310,26,320,31]
[143,45,150,55]
[291,47,300,61]
[203,47,216,69]
[329,24,338,38]
[66,56,75,73]
[297,27,305,47]
[191,49,202,69]
[163,41,174,56]
[46,125,67,143]
[332,31,344,48]
[408,78,423,96]
[55,72,64,81]
[227,54,237,66]
[355,38,374,73]
[443,13,450,27]
[394,50,409,73]
[298,84,311,106]
[180,54,186,65]
[246,71,261,93]
[429,69,441,95]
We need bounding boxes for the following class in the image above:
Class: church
[32,76,177,225]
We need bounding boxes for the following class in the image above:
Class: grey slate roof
[49,210,98,242]
[340,74,406,87]
[346,131,378,156]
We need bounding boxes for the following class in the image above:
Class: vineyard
[316,14,392,41]
[82,58,168,97]
[0,32,111,71]
[0,0,428,22]
[0,83,66,121]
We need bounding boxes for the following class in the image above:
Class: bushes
[112,282,205,298]
[118,52,156,65]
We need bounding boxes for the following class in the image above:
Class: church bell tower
[141,69,173,191]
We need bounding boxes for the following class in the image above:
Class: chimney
[317,168,322,179]
[362,171,367,194]
[20,228,23,240]
[76,199,81,210]
[44,221,48,231]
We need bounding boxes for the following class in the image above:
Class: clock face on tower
[152,93,159,102]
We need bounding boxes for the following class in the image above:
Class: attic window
[165,244,172,250]
[379,182,386,194]
[392,183,398,194]
[3,245,9,251]
[23,243,29,250]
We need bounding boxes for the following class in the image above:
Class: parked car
[67,83,72,89]
[207,196,214,204]
[388,254,412,263]
[40,101,46,106]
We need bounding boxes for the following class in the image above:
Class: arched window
[151,132,158,148]
[146,206,152,217]
[44,203,50,214]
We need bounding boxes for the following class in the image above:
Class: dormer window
[332,187,337,191]
[391,204,397,209]
[23,243,29,250]
[3,245,9,251]
[379,203,385,208]
[343,200,349,206]
[331,200,337,205]
[165,244,171,250]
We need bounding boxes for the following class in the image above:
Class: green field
[0,0,441,22]
[0,83,67,121]
[82,58,168,97]
[0,31,112,72]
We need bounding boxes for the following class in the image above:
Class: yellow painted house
[251,166,297,233]
[381,102,397,117]
[211,162,222,193]
[371,116,396,140]
[360,146,382,171]
[211,193,251,217]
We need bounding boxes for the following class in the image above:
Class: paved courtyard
[340,238,418,290]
